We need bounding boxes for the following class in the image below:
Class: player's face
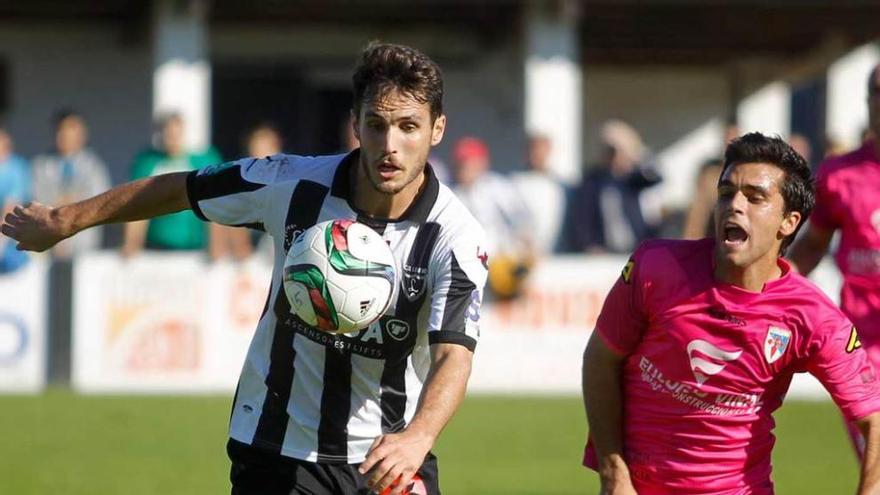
[714,162,801,268]
[354,89,446,195]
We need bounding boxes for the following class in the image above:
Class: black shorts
[228,439,440,495]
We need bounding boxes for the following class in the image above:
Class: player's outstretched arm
[857,412,880,495]
[583,332,638,495]
[359,343,473,495]
[1,172,191,252]
[787,223,834,276]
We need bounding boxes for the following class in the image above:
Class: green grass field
[0,391,858,494]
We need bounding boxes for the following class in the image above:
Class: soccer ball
[283,219,397,334]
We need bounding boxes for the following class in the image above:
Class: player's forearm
[858,413,880,495]
[583,341,631,484]
[57,172,191,236]
[404,344,473,446]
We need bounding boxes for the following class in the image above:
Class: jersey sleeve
[594,247,650,356]
[809,161,842,231]
[426,224,489,351]
[806,320,880,421]
[185,156,279,229]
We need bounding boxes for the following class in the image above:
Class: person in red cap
[451,136,534,299]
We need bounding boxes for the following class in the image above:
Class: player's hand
[359,430,432,495]
[1,202,70,252]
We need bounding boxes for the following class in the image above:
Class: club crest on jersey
[764,326,791,364]
[401,263,427,301]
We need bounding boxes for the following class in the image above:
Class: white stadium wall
[0,22,153,186]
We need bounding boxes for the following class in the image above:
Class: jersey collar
[330,148,439,224]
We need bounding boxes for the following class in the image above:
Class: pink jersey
[583,239,880,494]
[812,140,880,342]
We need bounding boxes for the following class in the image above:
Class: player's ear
[431,114,446,146]
[350,110,360,141]
[779,210,801,238]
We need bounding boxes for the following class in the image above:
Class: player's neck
[352,163,426,220]
[713,252,782,292]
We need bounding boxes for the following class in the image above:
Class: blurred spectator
[560,119,662,254]
[452,136,533,299]
[32,109,111,258]
[681,158,723,239]
[0,125,31,273]
[825,135,848,158]
[246,122,283,158]
[510,133,565,254]
[122,113,221,257]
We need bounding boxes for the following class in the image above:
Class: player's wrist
[51,205,77,238]
[598,454,631,484]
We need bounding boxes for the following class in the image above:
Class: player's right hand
[1,202,69,252]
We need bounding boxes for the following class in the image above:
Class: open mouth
[377,161,401,179]
[723,223,749,247]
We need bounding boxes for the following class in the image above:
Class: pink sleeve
[809,162,840,231]
[807,321,880,421]
[594,251,650,356]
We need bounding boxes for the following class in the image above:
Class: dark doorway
[212,64,352,160]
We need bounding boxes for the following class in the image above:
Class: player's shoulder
[816,142,874,179]
[230,152,349,188]
[627,238,713,287]
[782,268,847,317]
[430,180,488,245]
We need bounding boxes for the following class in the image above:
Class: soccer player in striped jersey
[2,43,488,495]
[582,133,880,494]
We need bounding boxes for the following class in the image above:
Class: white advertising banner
[0,258,48,393]
[72,253,269,393]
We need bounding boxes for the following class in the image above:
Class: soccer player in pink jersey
[582,132,880,495]
[789,64,880,455]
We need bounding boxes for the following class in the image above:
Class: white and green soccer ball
[283,219,397,334]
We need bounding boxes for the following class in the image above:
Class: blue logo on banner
[0,313,28,366]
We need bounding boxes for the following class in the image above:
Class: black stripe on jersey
[430,252,478,351]
[231,222,266,232]
[429,330,476,351]
[316,348,353,462]
[252,180,328,453]
[185,167,265,221]
[378,222,442,434]
[439,252,478,335]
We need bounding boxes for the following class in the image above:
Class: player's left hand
[359,430,432,495]
[1,202,70,252]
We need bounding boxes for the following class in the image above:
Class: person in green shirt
[122,113,221,256]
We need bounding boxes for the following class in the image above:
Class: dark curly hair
[351,42,444,121]
[720,132,815,253]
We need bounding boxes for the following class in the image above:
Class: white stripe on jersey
[187,150,488,463]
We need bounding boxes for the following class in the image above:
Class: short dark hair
[351,42,444,121]
[53,108,83,128]
[721,132,815,253]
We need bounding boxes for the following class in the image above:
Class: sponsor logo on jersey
[847,327,862,353]
[621,260,634,284]
[686,339,743,386]
[401,264,428,301]
[707,305,747,326]
[764,326,791,364]
[477,247,489,270]
[385,319,410,341]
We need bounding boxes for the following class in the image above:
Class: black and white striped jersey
[186,150,488,463]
